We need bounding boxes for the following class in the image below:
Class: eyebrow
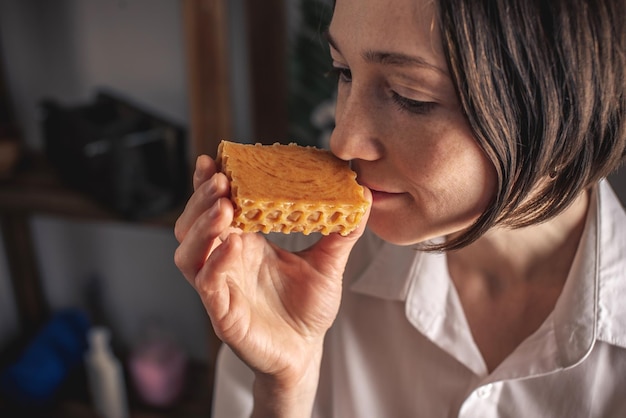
[324,30,448,76]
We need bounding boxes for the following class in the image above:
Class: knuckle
[174,218,185,243]
[174,247,194,278]
[173,245,188,271]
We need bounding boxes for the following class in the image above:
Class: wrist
[251,344,323,418]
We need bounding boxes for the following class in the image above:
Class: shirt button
[476,383,494,399]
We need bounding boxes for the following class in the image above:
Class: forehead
[329,0,444,60]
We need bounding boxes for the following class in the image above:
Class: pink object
[128,338,187,407]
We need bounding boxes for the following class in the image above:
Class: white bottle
[85,327,129,418]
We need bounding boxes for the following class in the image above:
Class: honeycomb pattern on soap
[217,141,369,236]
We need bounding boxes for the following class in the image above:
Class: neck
[449,189,590,293]
[446,189,591,372]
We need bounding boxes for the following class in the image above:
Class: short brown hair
[436,0,626,250]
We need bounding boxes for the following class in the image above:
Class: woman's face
[328,0,497,245]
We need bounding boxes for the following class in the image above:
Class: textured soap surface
[217,140,369,236]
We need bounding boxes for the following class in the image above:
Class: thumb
[304,187,372,278]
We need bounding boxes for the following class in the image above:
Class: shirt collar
[348,229,421,301]
[498,180,626,378]
[349,231,488,375]
[594,180,626,348]
[552,180,626,368]
[549,182,599,368]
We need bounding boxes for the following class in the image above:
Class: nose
[329,87,384,162]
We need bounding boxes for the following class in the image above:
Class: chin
[367,210,460,247]
[366,217,430,247]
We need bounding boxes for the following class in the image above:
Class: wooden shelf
[0,152,189,339]
[0,153,185,227]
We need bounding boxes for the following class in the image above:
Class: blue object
[0,309,90,405]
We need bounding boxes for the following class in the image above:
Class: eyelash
[328,66,352,83]
[328,66,436,115]
[390,92,436,115]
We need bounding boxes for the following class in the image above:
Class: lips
[356,181,405,208]
[352,163,404,198]
[356,178,401,196]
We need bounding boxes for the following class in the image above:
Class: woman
[175,0,626,416]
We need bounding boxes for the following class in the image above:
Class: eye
[391,91,436,115]
[328,66,352,83]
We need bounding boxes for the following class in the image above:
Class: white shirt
[212,180,626,417]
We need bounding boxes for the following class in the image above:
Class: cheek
[444,122,498,206]
[395,123,466,181]
[400,121,497,217]
[445,148,497,215]
[442,145,496,224]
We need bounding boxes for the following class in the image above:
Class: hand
[174,155,371,398]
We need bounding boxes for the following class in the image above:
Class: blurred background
[0,0,335,416]
[0,0,623,417]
